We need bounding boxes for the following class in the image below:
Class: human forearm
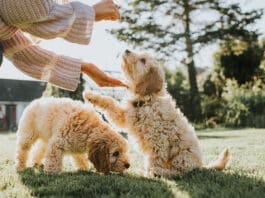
[2,30,82,91]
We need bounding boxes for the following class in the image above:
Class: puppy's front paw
[83,92,99,104]
[15,159,27,172]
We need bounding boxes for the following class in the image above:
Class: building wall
[0,104,7,131]
[16,102,30,125]
[0,101,29,131]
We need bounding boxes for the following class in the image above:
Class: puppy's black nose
[125,163,130,169]
[125,49,131,54]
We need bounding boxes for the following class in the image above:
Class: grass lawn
[0,129,265,197]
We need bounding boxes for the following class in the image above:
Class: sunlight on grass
[0,129,265,197]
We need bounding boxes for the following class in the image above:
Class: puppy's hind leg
[15,129,38,171]
[31,140,47,167]
[44,139,64,174]
[72,153,90,171]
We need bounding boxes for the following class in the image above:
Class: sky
[0,0,264,81]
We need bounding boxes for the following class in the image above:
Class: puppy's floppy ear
[135,67,164,96]
[89,141,110,174]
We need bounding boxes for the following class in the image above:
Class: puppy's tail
[205,148,230,170]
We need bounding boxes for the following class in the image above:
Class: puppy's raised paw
[82,92,99,104]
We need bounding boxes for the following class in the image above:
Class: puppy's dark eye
[113,151,119,157]
[140,58,146,64]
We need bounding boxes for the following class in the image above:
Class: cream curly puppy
[15,97,130,174]
[84,50,229,178]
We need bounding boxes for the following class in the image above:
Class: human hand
[93,0,120,21]
[81,63,128,88]
[97,76,128,88]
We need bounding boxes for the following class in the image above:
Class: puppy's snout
[124,163,130,169]
[125,49,131,54]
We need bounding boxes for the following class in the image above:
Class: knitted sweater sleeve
[1,30,82,91]
[0,0,96,90]
[0,0,95,45]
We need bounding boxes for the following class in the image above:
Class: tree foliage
[165,69,191,116]
[216,39,264,85]
[112,0,263,122]
[113,0,262,60]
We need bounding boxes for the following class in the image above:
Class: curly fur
[84,50,229,177]
[15,97,130,174]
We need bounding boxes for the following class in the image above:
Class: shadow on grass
[196,128,244,132]
[19,168,174,197]
[172,169,265,198]
[18,168,265,197]
[197,135,239,139]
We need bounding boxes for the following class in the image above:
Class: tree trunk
[183,0,202,122]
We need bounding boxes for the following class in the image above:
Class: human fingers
[107,0,121,20]
[100,78,128,88]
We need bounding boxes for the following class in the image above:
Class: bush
[224,100,249,127]
[165,69,192,119]
[222,80,265,128]
[166,68,265,128]
[201,95,226,128]
[203,76,217,97]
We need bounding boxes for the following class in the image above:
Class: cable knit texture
[0,0,95,90]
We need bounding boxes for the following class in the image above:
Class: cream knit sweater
[0,0,95,90]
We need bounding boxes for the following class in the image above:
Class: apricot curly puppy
[84,50,229,178]
[15,97,130,174]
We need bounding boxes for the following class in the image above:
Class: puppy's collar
[132,100,145,108]
[132,96,152,108]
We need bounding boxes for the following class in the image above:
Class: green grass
[0,129,265,197]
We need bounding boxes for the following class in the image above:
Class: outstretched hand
[81,63,128,88]
[93,0,120,21]
[99,77,128,88]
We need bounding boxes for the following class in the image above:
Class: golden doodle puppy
[84,50,230,178]
[15,97,130,174]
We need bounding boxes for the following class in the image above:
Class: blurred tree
[203,75,217,97]
[43,74,85,101]
[215,39,264,85]
[165,69,191,117]
[255,39,265,85]
[112,0,263,121]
